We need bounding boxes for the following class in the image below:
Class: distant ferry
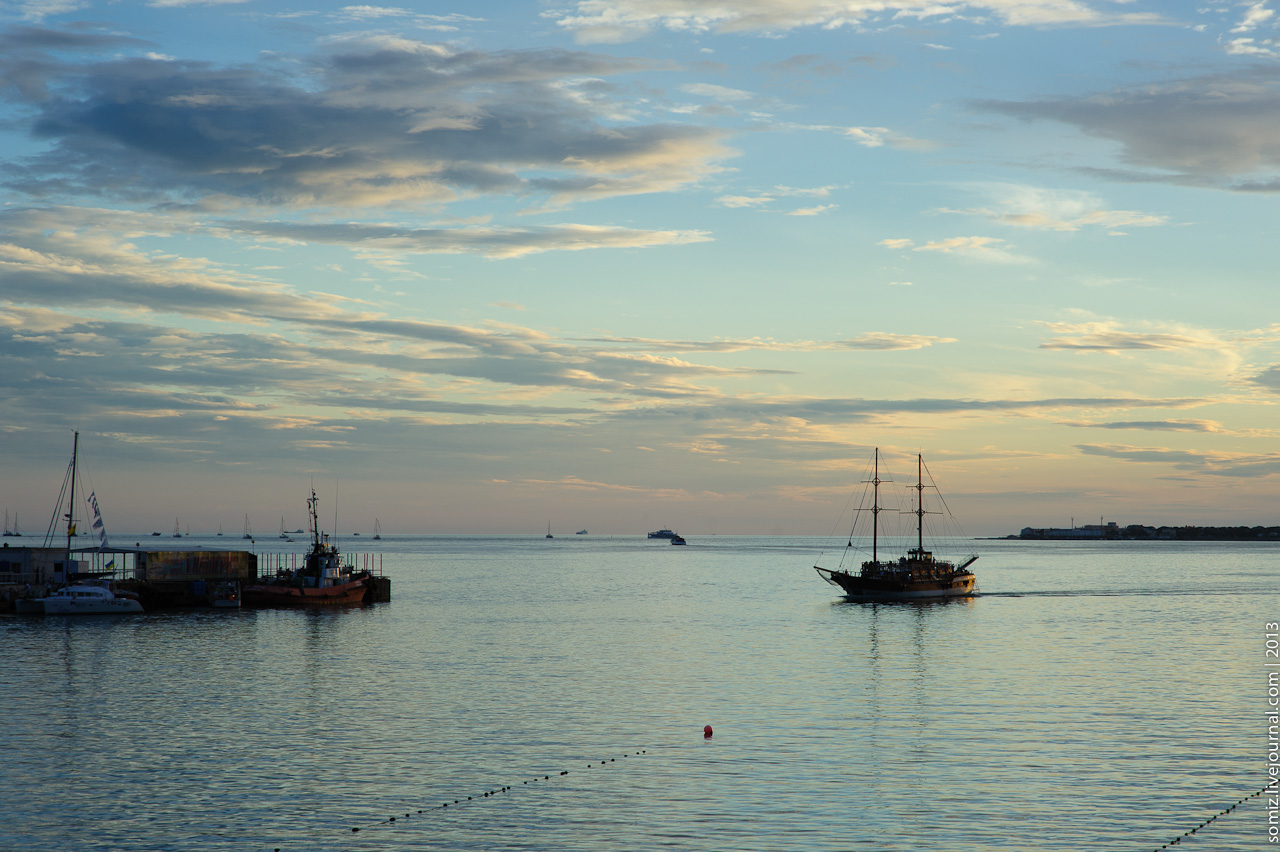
[647,528,677,539]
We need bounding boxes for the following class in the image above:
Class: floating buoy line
[253,749,1265,852]
[256,748,649,851]
[1148,780,1272,850]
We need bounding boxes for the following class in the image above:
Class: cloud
[941,184,1168,231]
[1248,365,1280,392]
[1231,1,1275,33]
[911,235,1029,262]
[0,32,734,211]
[1077,443,1280,477]
[878,237,914,249]
[717,194,773,208]
[975,70,1280,189]
[681,82,755,101]
[550,1,1170,43]
[222,220,713,259]
[786,203,837,215]
[1038,320,1226,354]
[573,332,955,352]
[1060,419,1226,433]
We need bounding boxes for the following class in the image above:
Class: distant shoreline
[1001,524,1280,542]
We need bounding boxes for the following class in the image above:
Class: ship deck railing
[255,551,384,579]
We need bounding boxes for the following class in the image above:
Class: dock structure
[0,543,387,612]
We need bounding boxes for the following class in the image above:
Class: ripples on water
[3,536,1275,851]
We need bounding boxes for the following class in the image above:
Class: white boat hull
[41,597,144,615]
[18,582,144,615]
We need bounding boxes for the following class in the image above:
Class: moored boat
[243,489,371,607]
[211,580,241,608]
[18,580,144,615]
[814,449,977,601]
[15,432,141,615]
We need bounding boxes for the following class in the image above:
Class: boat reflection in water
[814,449,978,602]
[243,489,373,607]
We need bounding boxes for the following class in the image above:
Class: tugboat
[243,489,372,607]
[814,449,977,601]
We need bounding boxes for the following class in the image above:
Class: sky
[3,0,1280,538]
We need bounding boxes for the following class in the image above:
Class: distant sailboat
[546,521,553,539]
[3,510,20,537]
[279,516,288,539]
[373,519,382,540]
[243,514,252,539]
[173,518,182,538]
[217,524,223,536]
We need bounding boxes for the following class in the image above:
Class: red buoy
[703,725,713,738]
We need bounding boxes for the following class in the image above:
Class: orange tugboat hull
[243,577,369,607]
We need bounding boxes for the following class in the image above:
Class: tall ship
[814,449,978,601]
[243,489,372,607]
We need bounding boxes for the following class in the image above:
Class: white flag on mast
[88,490,109,550]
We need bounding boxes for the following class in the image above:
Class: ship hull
[815,568,976,601]
[243,577,369,607]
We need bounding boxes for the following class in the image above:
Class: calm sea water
[3,535,1276,851]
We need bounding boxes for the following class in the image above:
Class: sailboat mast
[66,431,79,561]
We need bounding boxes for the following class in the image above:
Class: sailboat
[545,521,553,539]
[243,515,252,540]
[14,431,143,615]
[279,516,288,539]
[3,509,20,536]
[373,519,381,540]
[814,449,978,601]
[172,518,182,538]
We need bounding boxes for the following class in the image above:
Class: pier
[0,543,389,612]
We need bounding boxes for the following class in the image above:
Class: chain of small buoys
[1149,780,1273,850]
[257,748,649,852]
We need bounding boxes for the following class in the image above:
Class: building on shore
[1020,522,1120,540]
